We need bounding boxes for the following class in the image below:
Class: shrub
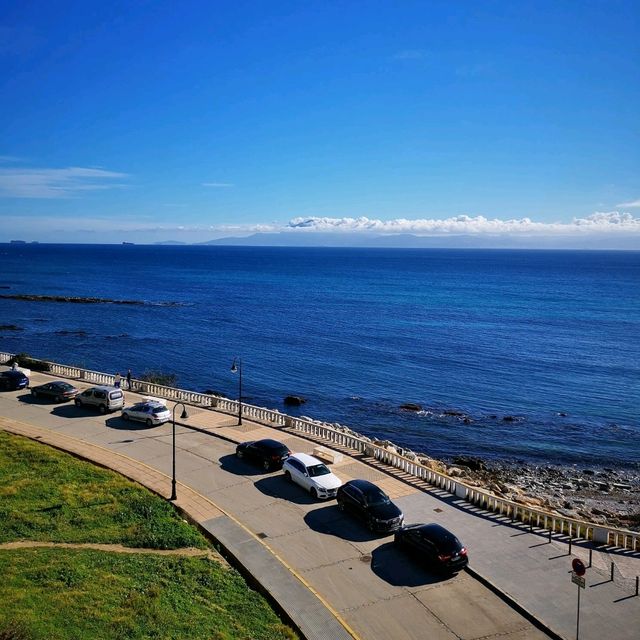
[138,370,177,387]
[6,353,50,372]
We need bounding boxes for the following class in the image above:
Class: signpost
[571,558,587,640]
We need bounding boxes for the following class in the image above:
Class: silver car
[74,386,124,413]
[121,401,170,426]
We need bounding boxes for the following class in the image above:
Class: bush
[138,370,177,387]
[6,353,50,372]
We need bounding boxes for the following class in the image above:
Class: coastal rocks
[452,456,487,472]
[0,293,182,306]
[0,324,22,331]
[418,457,447,473]
[283,395,306,406]
[447,467,465,478]
[400,403,422,412]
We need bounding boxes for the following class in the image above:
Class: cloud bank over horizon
[285,211,640,237]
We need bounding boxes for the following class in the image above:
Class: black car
[336,479,404,533]
[394,523,468,574]
[0,370,29,391]
[235,438,291,471]
[31,381,79,402]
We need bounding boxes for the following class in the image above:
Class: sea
[1,243,638,470]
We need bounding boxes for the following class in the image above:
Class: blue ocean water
[1,244,639,468]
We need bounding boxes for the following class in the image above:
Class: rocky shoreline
[0,294,184,306]
[301,417,640,533]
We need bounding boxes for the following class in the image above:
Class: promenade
[1,369,638,640]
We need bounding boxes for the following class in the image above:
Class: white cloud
[0,165,128,198]
[616,199,640,208]
[202,182,234,188]
[286,212,640,236]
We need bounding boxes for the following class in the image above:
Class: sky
[1,0,639,247]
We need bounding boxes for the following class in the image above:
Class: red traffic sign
[572,558,586,577]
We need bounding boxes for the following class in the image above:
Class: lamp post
[170,402,189,500]
[230,357,242,425]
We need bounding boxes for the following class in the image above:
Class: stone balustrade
[1,350,638,551]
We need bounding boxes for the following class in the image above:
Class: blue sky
[1,0,639,246]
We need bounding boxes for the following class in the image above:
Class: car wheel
[262,459,271,472]
[75,399,82,407]
[367,517,375,531]
[310,487,318,499]
[122,412,129,421]
[284,470,291,482]
[146,418,153,426]
[99,404,106,414]
[31,389,37,397]
[337,500,345,512]
[54,396,61,403]
[236,449,244,459]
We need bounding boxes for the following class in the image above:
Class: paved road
[2,370,639,639]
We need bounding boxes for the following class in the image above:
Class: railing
[1,350,638,551]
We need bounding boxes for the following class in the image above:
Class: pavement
[1,370,639,640]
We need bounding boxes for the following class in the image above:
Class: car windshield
[364,489,390,506]
[307,463,331,477]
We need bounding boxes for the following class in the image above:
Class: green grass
[0,431,206,548]
[0,432,298,639]
[0,549,296,640]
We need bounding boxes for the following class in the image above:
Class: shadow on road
[253,475,318,505]
[104,416,152,431]
[17,393,62,405]
[50,404,90,419]
[219,453,271,477]
[304,504,385,542]
[370,542,447,587]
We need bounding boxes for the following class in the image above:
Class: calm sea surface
[1,244,638,468]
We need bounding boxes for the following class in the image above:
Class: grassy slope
[0,432,296,640]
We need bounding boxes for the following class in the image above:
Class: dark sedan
[235,438,291,471]
[394,523,468,574]
[31,381,79,402]
[336,479,404,533]
[0,370,29,391]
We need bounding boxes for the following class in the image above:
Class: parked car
[121,400,170,426]
[0,370,29,391]
[282,452,342,499]
[30,381,79,402]
[394,523,469,574]
[74,386,124,413]
[336,479,404,532]
[236,438,291,471]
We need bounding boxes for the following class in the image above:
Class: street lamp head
[180,407,189,420]
[231,357,239,373]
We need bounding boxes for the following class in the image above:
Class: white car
[121,401,170,426]
[282,452,342,499]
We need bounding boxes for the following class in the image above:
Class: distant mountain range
[184,232,639,250]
